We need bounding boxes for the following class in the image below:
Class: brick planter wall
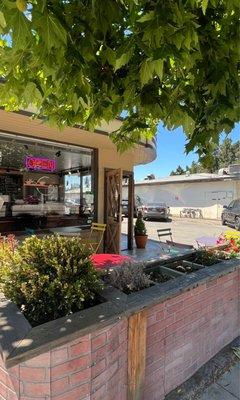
[0,267,239,400]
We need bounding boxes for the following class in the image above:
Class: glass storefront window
[0,133,96,234]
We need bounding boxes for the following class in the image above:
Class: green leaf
[23,82,42,104]
[140,59,152,86]
[9,9,31,50]
[115,52,132,71]
[105,47,116,66]
[202,0,209,15]
[184,31,192,50]
[35,12,67,51]
[152,59,164,81]
[0,12,6,30]
[137,11,155,23]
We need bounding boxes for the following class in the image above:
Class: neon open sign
[25,156,57,172]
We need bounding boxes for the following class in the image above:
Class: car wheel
[234,217,240,231]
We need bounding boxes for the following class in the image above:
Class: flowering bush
[225,239,240,255]
[0,234,18,259]
[216,231,240,257]
[224,230,240,241]
[0,234,18,249]
[0,235,103,326]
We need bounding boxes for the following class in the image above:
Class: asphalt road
[122,216,236,246]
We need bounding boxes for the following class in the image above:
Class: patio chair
[157,228,173,242]
[80,223,106,253]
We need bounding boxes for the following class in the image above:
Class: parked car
[139,203,170,221]
[221,199,240,230]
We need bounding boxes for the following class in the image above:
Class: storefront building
[0,109,156,250]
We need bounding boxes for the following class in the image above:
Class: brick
[107,335,119,353]
[165,318,186,336]
[70,340,91,358]
[51,376,69,394]
[147,313,156,326]
[53,383,90,400]
[147,328,165,346]
[51,355,91,379]
[70,368,91,386]
[149,302,165,315]
[92,359,106,379]
[119,329,127,345]
[91,346,107,364]
[70,335,91,345]
[91,384,106,400]
[51,348,69,366]
[20,397,46,400]
[145,367,164,387]
[22,382,50,397]
[91,361,118,392]
[23,353,50,367]
[0,368,8,386]
[107,345,127,366]
[20,366,46,382]
[166,301,183,315]
[0,382,7,398]
[156,310,165,320]
[6,389,18,400]
[91,334,107,351]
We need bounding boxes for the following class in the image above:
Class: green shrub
[134,212,147,236]
[0,235,103,326]
[104,262,152,294]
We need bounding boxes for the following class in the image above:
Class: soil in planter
[147,270,173,283]
[117,282,155,295]
[165,260,203,274]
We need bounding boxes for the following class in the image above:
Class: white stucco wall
[123,179,239,220]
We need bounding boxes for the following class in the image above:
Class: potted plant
[134,211,148,249]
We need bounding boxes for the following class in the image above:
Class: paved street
[122,216,236,246]
[198,363,240,400]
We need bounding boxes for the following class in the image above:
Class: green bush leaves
[0,235,103,326]
[0,0,239,157]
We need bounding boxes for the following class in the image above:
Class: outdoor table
[196,236,218,247]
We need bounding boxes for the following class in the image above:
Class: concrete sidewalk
[199,363,240,400]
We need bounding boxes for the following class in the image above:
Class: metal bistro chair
[157,228,173,252]
[157,228,173,242]
[157,229,194,251]
[80,223,106,253]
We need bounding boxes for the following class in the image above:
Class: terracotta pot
[135,235,148,249]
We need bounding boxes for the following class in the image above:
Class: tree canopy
[0,0,239,157]
[170,138,240,175]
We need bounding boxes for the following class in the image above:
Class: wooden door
[105,169,122,254]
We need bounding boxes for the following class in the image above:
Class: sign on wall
[25,156,57,172]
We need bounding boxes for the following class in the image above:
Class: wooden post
[128,311,147,400]
[128,173,134,250]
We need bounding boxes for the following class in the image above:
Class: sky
[134,122,240,181]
